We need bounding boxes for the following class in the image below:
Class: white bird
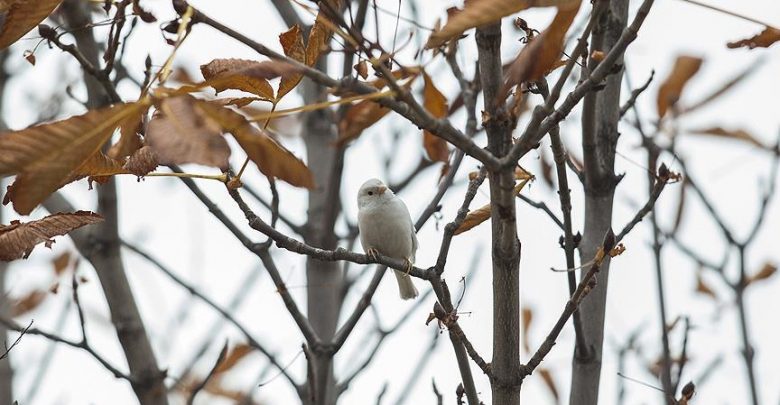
[357,178,419,300]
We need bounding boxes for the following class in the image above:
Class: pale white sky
[2,0,780,404]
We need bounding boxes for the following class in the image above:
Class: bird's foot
[403,259,413,275]
[366,248,380,262]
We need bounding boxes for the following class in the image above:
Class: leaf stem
[142,172,227,182]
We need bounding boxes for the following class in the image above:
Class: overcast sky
[2,0,780,404]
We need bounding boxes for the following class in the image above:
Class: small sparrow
[357,178,419,300]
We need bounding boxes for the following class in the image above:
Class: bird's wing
[410,223,418,263]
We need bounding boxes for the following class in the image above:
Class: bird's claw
[366,248,380,262]
[403,259,413,275]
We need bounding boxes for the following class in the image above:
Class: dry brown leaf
[67,151,130,187]
[368,66,422,89]
[538,368,560,401]
[521,307,533,352]
[123,146,158,177]
[687,127,766,149]
[0,102,146,215]
[214,344,254,375]
[727,26,780,49]
[656,56,703,118]
[0,0,62,49]
[695,272,717,300]
[195,101,314,188]
[108,113,144,160]
[306,5,336,66]
[539,151,554,188]
[454,204,491,235]
[10,290,46,316]
[52,251,71,275]
[336,100,390,145]
[146,95,231,170]
[200,58,277,101]
[455,178,531,235]
[422,72,449,163]
[426,0,580,48]
[354,60,368,79]
[0,211,103,261]
[277,25,306,101]
[746,262,777,286]
[502,3,581,100]
[671,177,687,233]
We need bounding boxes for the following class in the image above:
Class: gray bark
[569,1,629,404]
[303,66,344,405]
[0,204,13,404]
[0,49,14,405]
[477,22,523,405]
[45,2,169,403]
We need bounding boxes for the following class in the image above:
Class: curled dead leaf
[0,0,63,50]
[727,26,780,49]
[123,146,158,177]
[687,126,767,149]
[746,262,777,286]
[336,100,390,145]
[422,72,450,163]
[501,3,581,100]
[194,101,314,188]
[426,0,580,48]
[200,58,280,101]
[10,290,46,317]
[146,95,231,170]
[0,102,146,214]
[0,211,103,261]
[277,25,306,101]
[657,55,703,118]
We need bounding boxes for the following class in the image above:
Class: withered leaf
[10,290,46,316]
[727,26,780,49]
[52,250,71,275]
[68,151,131,185]
[131,0,156,23]
[123,145,158,177]
[657,56,703,118]
[306,6,336,67]
[454,204,491,235]
[0,102,146,215]
[108,113,145,160]
[146,95,231,170]
[687,127,767,149]
[502,3,580,99]
[426,0,580,48]
[336,100,390,145]
[195,101,314,188]
[538,368,560,401]
[746,262,777,286]
[521,306,533,352]
[0,0,62,50]
[455,178,531,235]
[277,25,306,101]
[200,58,278,101]
[422,72,449,163]
[354,60,368,79]
[0,211,103,261]
[214,344,254,375]
[695,272,717,300]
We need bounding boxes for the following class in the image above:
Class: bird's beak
[377,186,387,195]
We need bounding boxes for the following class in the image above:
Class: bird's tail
[393,270,418,300]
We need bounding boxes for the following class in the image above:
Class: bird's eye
[367,191,374,196]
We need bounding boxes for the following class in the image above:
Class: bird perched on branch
[357,178,419,300]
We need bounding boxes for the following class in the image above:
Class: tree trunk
[303,66,344,405]
[569,1,628,404]
[49,2,169,403]
[0,203,13,405]
[477,22,523,405]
